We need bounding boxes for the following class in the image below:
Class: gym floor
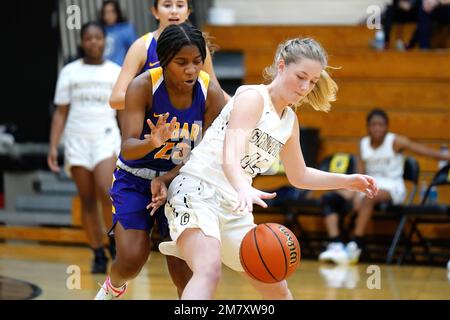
[0,242,449,300]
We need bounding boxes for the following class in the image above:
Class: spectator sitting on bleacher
[318,108,450,264]
[376,0,419,50]
[417,0,450,49]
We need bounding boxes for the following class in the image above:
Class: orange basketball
[239,223,301,283]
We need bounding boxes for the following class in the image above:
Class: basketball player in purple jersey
[95,23,225,299]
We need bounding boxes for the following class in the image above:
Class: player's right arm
[120,72,176,161]
[47,104,69,173]
[109,37,147,110]
[48,64,71,173]
[222,90,276,213]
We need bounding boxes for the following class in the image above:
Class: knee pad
[321,192,348,216]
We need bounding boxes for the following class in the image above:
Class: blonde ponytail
[263,37,338,112]
[295,69,338,112]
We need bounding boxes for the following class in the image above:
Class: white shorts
[64,127,121,175]
[374,176,406,205]
[159,173,256,272]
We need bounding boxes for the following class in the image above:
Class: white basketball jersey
[360,132,404,179]
[180,84,296,197]
[53,59,121,136]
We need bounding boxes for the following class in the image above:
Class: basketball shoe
[345,241,362,264]
[94,276,127,300]
[318,242,349,264]
[447,260,450,283]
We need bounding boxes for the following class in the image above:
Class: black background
[3,0,59,143]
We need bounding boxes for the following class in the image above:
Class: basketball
[239,223,301,283]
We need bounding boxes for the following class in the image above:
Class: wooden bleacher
[0,195,92,245]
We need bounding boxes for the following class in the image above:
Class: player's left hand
[144,113,177,148]
[234,184,277,214]
[346,174,378,199]
[146,177,168,216]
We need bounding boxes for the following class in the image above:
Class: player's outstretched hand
[146,177,168,216]
[144,113,177,148]
[234,184,277,214]
[346,174,378,198]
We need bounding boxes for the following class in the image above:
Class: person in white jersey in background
[155,37,379,300]
[47,22,121,273]
[319,108,450,265]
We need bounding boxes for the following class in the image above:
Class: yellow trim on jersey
[149,67,164,93]
[198,70,210,88]
[141,32,153,50]
[111,170,117,214]
[198,70,210,99]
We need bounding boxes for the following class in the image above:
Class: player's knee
[321,192,347,216]
[116,249,148,278]
[201,258,222,285]
[116,259,144,279]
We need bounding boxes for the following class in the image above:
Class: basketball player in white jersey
[319,109,450,265]
[48,22,121,273]
[156,38,379,299]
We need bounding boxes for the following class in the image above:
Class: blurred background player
[377,0,419,50]
[158,37,378,300]
[99,0,137,66]
[47,22,121,273]
[95,23,225,300]
[319,108,450,264]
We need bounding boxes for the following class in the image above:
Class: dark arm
[120,72,155,161]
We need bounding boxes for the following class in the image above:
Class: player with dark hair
[95,23,225,300]
[109,0,228,113]
[48,22,121,274]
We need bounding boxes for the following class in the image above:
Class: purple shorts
[109,168,168,238]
